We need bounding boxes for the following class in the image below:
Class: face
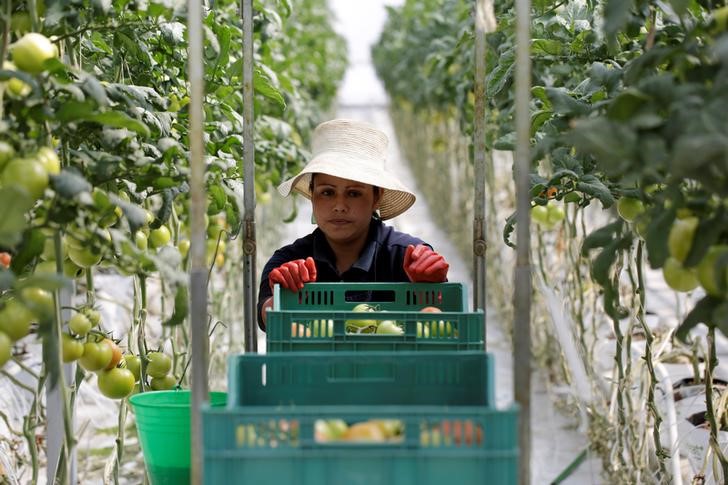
[311,174,381,246]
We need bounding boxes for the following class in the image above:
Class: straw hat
[277,119,416,220]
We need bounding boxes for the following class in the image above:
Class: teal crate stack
[203,352,518,485]
[203,282,518,484]
[266,282,485,352]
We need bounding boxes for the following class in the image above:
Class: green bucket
[129,390,227,485]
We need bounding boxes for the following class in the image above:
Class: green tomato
[20,287,54,321]
[416,321,430,338]
[531,205,550,226]
[345,303,378,333]
[310,319,334,337]
[150,374,177,391]
[125,354,141,381]
[97,368,136,399]
[11,32,58,74]
[83,307,101,326]
[668,216,699,263]
[617,197,645,222]
[697,245,728,298]
[1,158,49,200]
[1,62,30,98]
[178,239,190,258]
[135,231,148,250]
[0,141,15,170]
[0,331,12,368]
[61,333,85,363]
[79,341,113,372]
[0,299,35,341]
[68,312,92,336]
[67,245,102,268]
[146,352,172,379]
[148,226,171,249]
[546,203,565,225]
[376,320,404,335]
[36,147,60,175]
[662,257,699,293]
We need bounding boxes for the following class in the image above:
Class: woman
[257,119,449,329]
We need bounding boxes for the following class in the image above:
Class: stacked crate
[203,283,518,484]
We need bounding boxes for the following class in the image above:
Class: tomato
[291,322,311,337]
[1,158,49,200]
[79,341,113,372]
[82,307,102,326]
[146,352,172,378]
[531,205,550,226]
[375,320,403,335]
[148,226,171,248]
[67,245,102,268]
[668,216,699,263]
[697,245,728,298]
[0,331,12,368]
[178,239,190,258]
[0,252,11,269]
[36,147,60,175]
[10,33,58,74]
[0,299,35,341]
[662,257,699,293]
[68,312,92,336]
[150,374,177,391]
[345,303,378,333]
[310,319,333,337]
[617,197,645,222]
[97,368,135,399]
[125,354,141,381]
[315,419,348,442]
[20,287,54,320]
[341,421,386,442]
[135,231,148,250]
[416,321,430,338]
[420,306,441,313]
[418,307,453,337]
[104,339,123,370]
[547,203,565,225]
[0,141,15,169]
[61,333,85,363]
[2,62,31,97]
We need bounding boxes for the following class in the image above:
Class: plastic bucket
[129,390,227,485]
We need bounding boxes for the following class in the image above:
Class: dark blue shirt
[257,218,428,330]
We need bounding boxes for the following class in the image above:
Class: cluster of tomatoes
[62,307,176,399]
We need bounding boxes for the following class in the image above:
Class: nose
[332,194,347,212]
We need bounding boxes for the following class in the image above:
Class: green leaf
[113,198,148,234]
[575,174,615,208]
[603,0,631,38]
[582,220,623,256]
[10,229,46,274]
[568,117,637,177]
[676,296,721,342]
[163,284,189,327]
[590,238,621,286]
[645,208,676,269]
[606,88,650,121]
[503,212,517,249]
[486,51,514,97]
[86,112,151,137]
[544,87,590,117]
[0,187,34,247]
[531,39,563,56]
[254,68,286,110]
[51,170,92,199]
[531,110,553,136]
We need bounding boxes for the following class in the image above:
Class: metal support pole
[513,0,532,482]
[241,0,258,353]
[187,0,208,482]
[473,1,488,333]
[46,285,75,484]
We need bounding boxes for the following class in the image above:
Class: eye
[315,188,334,197]
[347,190,363,198]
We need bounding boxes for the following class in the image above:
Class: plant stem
[705,326,728,479]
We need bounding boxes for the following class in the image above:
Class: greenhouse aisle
[255,1,603,483]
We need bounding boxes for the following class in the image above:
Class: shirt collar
[312,218,382,274]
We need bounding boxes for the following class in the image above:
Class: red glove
[269,257,317,292]
[403,244,449,283]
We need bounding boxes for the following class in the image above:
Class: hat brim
[277,154,416,220]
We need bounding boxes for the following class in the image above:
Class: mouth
[328,219,351,226]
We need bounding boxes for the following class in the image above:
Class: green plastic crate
[267,283,484,352]
[204,352,518,485]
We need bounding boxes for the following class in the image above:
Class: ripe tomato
[150,374,177,391]
[61,333,85,363]
[104,339,123,370]
[68,312,92,336]
[617,197,645,222]
[0,299,35,341]
[97,368,135,399]
[1,158,49,200]
[0,252,11,269]
[10,32,58,74]
[291,322,311,337]
[148,226,171,248]
[0,331,12,368]
[79,341,113,372]
[146,351,172,378]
